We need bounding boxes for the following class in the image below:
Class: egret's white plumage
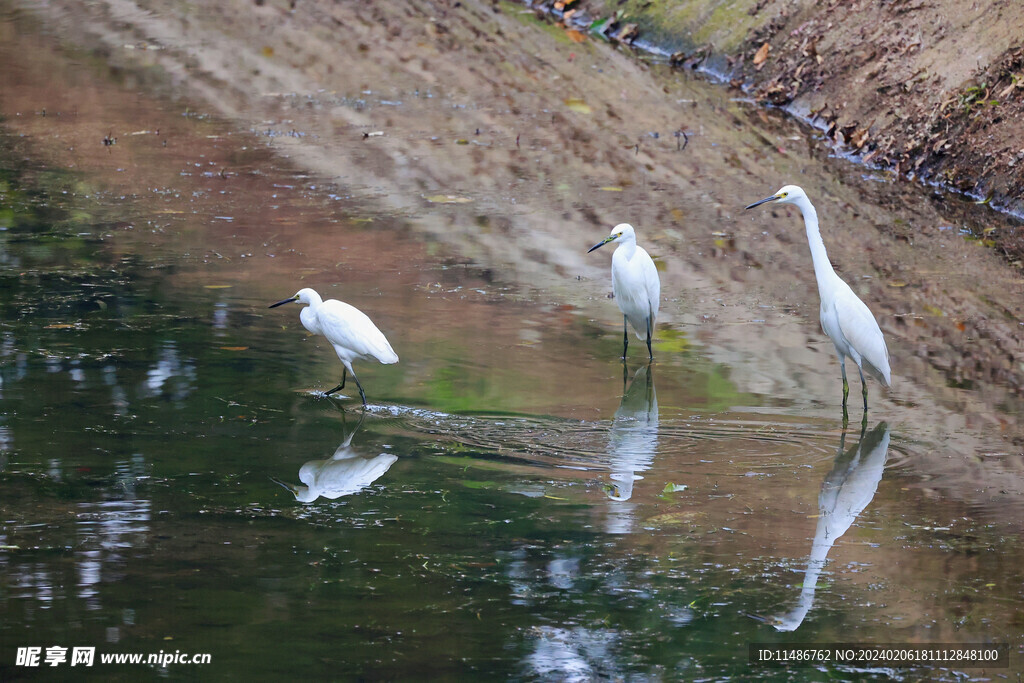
[588,223,661,360]
[746,185,891,412]
[269,287,398,405]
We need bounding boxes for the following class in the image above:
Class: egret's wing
[318,300,399,364]
[639,248,660,327]
[834,288,890,386]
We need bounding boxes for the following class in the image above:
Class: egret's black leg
[622,361,629,390]
[351,370,368,407]
[645,316,653,361]
[622,316,629,361]
[858,366,868,412]
[324,368,347,396]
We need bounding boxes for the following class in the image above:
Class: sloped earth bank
[3,3,1024,476]
[552,0,1024,254]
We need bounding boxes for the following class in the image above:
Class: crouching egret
[745,185,891,414]
[269,287,398,406]
[588,223,661,360]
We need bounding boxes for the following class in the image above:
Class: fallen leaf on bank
[563,97,592,113]
[849,127,870,148]
[425,195,472,204]
[753,42,771,67]
[599,186,624,192]
[204,285,232,289]
[565,28,586,43]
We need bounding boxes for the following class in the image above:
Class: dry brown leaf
[753,43,771,66]
[565,29,586,43]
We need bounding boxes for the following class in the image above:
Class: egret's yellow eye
[780,192,789,197]
[617,232,623,237]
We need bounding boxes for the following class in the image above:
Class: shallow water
[1,2,1024,680]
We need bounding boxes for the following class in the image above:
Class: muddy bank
[546,0,1024,252]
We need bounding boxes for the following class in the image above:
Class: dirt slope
[559,0,1024,252]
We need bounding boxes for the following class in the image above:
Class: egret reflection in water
[272,412,398,503]
[767,420,890,632]
[604,364,658,533]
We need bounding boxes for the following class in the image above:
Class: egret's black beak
[269,476,301,499]
[588,235,615,253]
[745,195,780,210]
[268,296,298,309]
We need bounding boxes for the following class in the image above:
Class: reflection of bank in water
[272,413,397,503]
[604,364,658,534]
[764,421,890,632]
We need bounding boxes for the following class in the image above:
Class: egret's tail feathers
[627,314,655,341]
[366,336,398,364]
[372,341,399,365]
[863,358,891,388]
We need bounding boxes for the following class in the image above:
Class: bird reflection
[767,420,890,631]
[604,364,658,534]
[272,412,397,503]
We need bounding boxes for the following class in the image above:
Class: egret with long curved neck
[746,186,891,416]
[269,287,398,406]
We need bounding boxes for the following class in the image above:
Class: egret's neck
[615,237,638,260]
[298,292,324,335]
[304,290,324,308]
[795,196,838,298]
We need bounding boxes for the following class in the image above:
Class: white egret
[745,185,891,413]
[269,287,398,406]
[588,223,661,360]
